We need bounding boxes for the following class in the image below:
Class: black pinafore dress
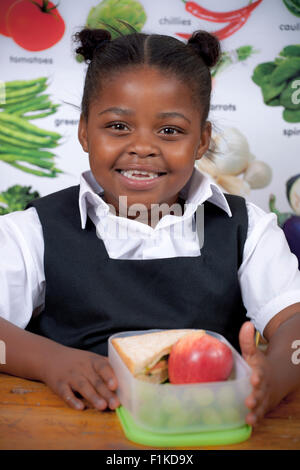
[26,186,248,354]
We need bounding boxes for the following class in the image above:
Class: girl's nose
[128,149,157,158]
[126,132,159,158]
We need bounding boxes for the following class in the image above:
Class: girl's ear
[195,121,212,161]
[78,113,89,153]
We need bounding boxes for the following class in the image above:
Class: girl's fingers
[245,411,257,426]
[90,371,120,410]
[239,321,257,360]
[251,367,264,387]
[92,358,118,391]
[58,382,85,411]
[245,387,265,410]
[245,394,257,410]
[71,377,107,411]
[246,399,268,426]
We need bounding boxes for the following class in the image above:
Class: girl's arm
[264,303,300,402]
[0,316,120,411]
[239,303,300,425]
[0,316,61,381]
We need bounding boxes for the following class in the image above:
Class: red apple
[168,332,233,384]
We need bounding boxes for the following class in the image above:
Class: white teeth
[120,169,160,180]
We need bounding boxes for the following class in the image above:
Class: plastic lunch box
[108,329,252,436]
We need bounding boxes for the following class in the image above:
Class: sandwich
[111,329,204,384]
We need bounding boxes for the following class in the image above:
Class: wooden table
[0,372,299,450]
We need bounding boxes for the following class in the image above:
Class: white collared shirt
[1,167,300,338]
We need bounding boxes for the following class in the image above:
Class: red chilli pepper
[213,14,250,40]
[183,0,262,23]
[176,12,251,41]
[176,32,192,40]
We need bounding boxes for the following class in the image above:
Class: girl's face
[78,66,211,219]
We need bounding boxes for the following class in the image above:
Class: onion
[213,151,250,176]
[196,156,219,178]
[212,128,253,176]
[243,161,272,189]
[216,175,251,197]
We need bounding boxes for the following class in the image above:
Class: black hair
[74,26,221,125]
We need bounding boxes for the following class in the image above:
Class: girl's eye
[160,127,181,136]
[107,123,129,131]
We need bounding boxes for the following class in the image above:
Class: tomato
[0,0,18,36]
[6,0,65,51]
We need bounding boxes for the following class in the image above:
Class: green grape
[201,407,222,426]
[216,385,236,407]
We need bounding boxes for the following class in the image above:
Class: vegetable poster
[0,0,299,262]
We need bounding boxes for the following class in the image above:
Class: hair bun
[187,30,221,68]
[74,28,111,62]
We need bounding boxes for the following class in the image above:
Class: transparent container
[108,329,251,434]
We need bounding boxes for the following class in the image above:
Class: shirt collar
[79,165,232,229]
[179,166,232,217]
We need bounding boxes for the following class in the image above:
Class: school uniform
[0,167,299,354]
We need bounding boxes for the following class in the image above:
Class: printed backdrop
[0,0,299,261]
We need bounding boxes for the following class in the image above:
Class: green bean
[2,160,60,177]
[18,100,54,115]
[6,94,51,114]
[0,144,55,159]
[3,100,34,113]
[1,153,57,170]
[16,101,53,116]
[3,83,47,105]
[0,112,61,140]
[0,132,42,149]
[1,92,42,106]
[0,124,59,149]
[2,121,26,132]
[0,123,53,146]
[5,82,47,99]
[4,77,47,89]
[23,106,60,120]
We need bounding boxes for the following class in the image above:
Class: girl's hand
[239,322,278,426]
[41,344,120,411]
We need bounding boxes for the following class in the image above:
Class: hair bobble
[74,28,112,62]
[94,39,111,52]
[187,30,221,68]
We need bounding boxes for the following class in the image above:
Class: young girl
[0,28,300,427]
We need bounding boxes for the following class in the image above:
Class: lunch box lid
[116,406,252,447]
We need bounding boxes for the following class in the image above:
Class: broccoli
[0,185,40,215]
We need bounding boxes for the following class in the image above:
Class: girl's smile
[115,168,167,190]
[78,66,211,223]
